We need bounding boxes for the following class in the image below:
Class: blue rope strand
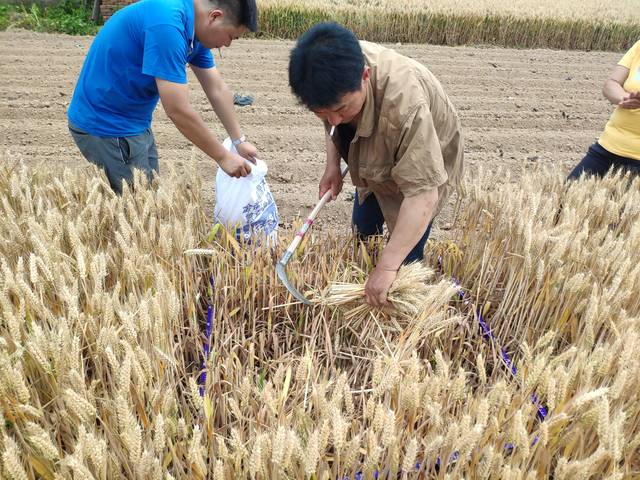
[199,277,215,397]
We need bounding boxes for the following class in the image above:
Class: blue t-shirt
[68,0,214,137]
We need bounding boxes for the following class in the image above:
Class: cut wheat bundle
[316,262,443,319]
[316,262,434,318]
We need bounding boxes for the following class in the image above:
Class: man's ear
[362,65,370,84]
[209,8,223,24]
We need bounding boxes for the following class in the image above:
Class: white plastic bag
[214,138,279,243]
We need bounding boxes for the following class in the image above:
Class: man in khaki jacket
[288,23,464,306]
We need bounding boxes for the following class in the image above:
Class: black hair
[288,22,365,109]
[212,0,258,32]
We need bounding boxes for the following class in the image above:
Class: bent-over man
[68,0,259,193]
[288,23,464,306]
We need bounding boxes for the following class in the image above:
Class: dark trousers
[568,142,640,180]
[352,191,433,264]
[69,122,159,194]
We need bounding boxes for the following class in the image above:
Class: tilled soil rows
[0,31,619,236]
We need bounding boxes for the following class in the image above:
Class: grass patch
[0,0,99,35]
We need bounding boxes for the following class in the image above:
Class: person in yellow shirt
[568,40,640,179]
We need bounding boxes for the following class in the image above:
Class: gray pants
[68,122,159,194]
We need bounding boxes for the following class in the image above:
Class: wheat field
[256,0,640,51]
[0,157,639,478]
[260,0,640,24]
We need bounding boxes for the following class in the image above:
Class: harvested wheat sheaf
[316,262,437,318]
[0,159,639,479]
[315,263,460,339]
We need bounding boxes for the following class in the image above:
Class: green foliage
[0,5,15,31]
[0,0,100,35]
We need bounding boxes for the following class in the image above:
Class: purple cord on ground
[199,277,215,397]
[445,260,548,423]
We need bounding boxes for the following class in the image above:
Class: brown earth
[0,30,620,238]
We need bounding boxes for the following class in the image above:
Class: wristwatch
[231,135,246,147]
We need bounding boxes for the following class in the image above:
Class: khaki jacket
[328,41,464,232]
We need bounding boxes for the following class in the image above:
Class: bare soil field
[0,30,620,237]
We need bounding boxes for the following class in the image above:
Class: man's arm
[379,188,438,269]
[319,129,343,200]
[156,78,251,177]
[191,65,258,160]
[364,188,438,306]
[364,99,447,306]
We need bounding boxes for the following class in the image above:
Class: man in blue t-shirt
[68,0,259,194]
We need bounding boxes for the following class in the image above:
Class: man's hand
[156,78,249,174]
[619,91,640,109]
[319,165,344,200]
[218,151,252,178]
[364,265,398,306]
[236,141,259,161]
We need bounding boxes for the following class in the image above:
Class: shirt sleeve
[142,24,189,84]
[391,103,448,197]
[189,43,215,69]
[619,40,640,69]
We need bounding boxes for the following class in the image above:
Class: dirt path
[0,30,619,236]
